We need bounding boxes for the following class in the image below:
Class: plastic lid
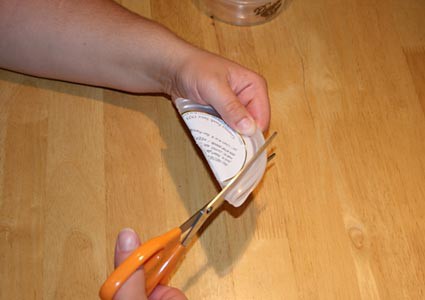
[175,98,266,207]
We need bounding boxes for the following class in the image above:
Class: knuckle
[256,74,267,88]
[223,99,244,116]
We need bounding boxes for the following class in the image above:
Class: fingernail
[117,228,138,252]
[236,117,256,136]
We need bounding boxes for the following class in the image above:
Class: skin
[114,228,186,300]
[0,0,270,135]
[0,0,271,298]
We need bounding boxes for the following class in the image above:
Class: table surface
[1,0,425,299]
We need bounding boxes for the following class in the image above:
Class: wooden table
[1,0,425,299]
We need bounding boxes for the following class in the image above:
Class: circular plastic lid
[175,98,266,207]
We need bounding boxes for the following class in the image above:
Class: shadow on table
[0,70,274,291]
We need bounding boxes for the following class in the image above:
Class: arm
[0,0,186,92]
[0,0,270,134]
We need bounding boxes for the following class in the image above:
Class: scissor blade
[208,131,277,207]
[267,152,276,162]
[180,131,277,245]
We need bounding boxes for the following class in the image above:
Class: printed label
[254,0,282,19]
[182,111,246,182]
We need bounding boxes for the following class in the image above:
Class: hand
[113,228,187,300]
[0,0,270,136]
[167,48,270,136]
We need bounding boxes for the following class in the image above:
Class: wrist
[116,19,199,95]
[153,30,201,96]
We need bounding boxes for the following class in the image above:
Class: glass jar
[198,0,284,26]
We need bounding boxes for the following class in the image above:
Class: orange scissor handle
[144,241,186,295]
[99,227,184,300]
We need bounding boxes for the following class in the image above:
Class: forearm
[0,0,194,93]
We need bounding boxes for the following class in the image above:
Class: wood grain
[1,0,425,299]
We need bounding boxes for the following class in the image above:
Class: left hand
[167,48,270,136]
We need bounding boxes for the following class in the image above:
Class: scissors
[99,131,277,300]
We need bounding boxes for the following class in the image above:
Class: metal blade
[181,131,277,246]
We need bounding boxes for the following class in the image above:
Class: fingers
[196,61,269,135]
[254,78,270,132]
[240,75,270,133]
[113,228,147,300]
[149,285,188,300]
[206,82,257,136]
[112,229,187,300]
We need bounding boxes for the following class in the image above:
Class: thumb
[113,228,147,300]
[208,84,257,136]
